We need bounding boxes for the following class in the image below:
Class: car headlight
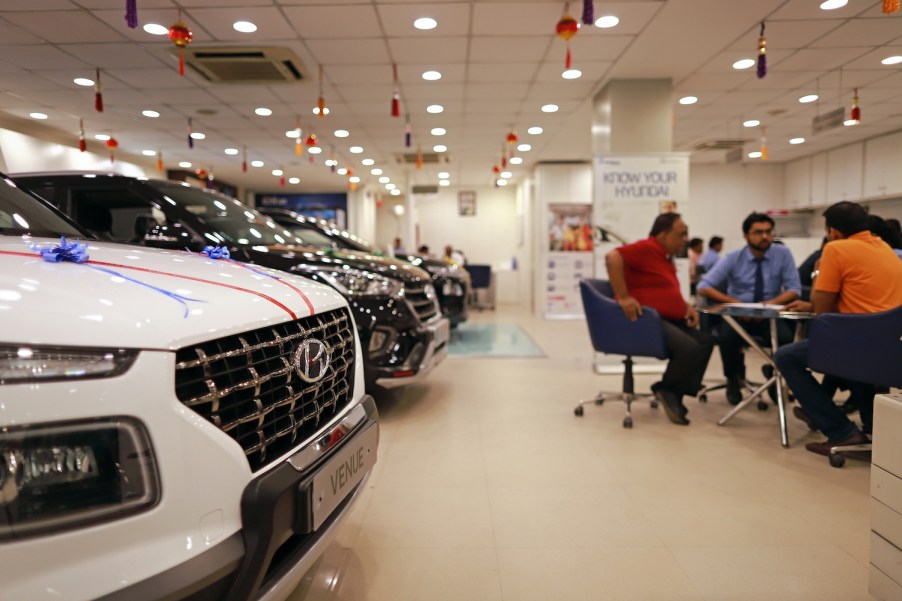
[317,269,403,297]
[442,281,465,296]
[0,417,159,540]
[0,345,137,384]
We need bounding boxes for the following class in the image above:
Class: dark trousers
[660,319,714,397]
[774,340,874,441]
[717,318,794,381]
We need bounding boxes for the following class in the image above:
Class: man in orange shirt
[775,202,902,456]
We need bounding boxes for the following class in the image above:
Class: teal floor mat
[448,323,545,357]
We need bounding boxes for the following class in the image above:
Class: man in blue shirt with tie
[697,213,802,404]
[697,236,723,274]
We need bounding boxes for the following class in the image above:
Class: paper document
[724,303,785,310]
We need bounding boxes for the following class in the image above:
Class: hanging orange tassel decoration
[850,88,861,123]
[330,147,337,173]
[242,146,247,173]
[883,0,899,14]
[760,127,768,160]
[416,146,423,170]
[294,117,303,156]
[94,69,103,112]
[391,64,400,117]
[168,14,193,77]
[756,22,767,79]
[317,65,326,117]
[78,118,86,152]
[556,14,579,69]
[156,149,164,172]
[106,137,118,163]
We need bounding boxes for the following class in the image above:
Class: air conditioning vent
[724,146,744,163]
[691,139,749,152]
[412,185,439,195]
[395,153,443,165]
[175,47,308,83]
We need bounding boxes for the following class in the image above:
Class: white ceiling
[0,0,900,195]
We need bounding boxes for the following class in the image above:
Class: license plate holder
[309,423,378,531]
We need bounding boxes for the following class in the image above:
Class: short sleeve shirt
[616,236,686,320]
[816,231,902,314]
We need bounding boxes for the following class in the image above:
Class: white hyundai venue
[0,176,378,600]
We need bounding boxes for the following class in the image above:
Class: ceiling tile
[470,36,550,63]
[377,3,471,37]
[181,7,298,42]
[282,5,382,39]
[2,10,127,44]
[306,38,389,65]
[471,3,564,36]
[387,37,468,64]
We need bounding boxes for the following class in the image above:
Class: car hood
[0,236,347,350]
[251,245,432,285]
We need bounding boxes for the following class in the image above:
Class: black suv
[13,172,449,389]
[260,208,469,327]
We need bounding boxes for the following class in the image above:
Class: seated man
[698,236,724,273]
[606,213,713,425]
[776,202,902,456]
[697,213,801,404]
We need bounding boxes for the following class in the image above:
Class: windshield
[0,177,84,239]
[146,181,300,246]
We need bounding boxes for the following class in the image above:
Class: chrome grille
[405,283,439,322]
[174,308,355,472]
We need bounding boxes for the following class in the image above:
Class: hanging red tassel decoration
[279,166,285,188]
[492,164,501,175]
[501,145,508,169]
[125,0,138,28]
[581,0,594,25]
[317,65,326,118]
[305,133,318,147]
[850,88,861,123]
[168,15,193,77]
[94,69,103,112]
[106,137,118,163]
[78,118,86,152]
[405,115,412,148]
[242,146,247,173]
[883,0,900,14]
[556,15,579,69]
[507,131,518,146]
[187,117,193,149]
[756,22,767,79]
[391,64,400,117]
[156,150,164,172]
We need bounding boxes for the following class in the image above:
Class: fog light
[0,417,159,540]
[442,281,464,296]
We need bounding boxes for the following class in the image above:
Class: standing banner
[545,203,594,318]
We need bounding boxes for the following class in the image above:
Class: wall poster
[545,204,594,318]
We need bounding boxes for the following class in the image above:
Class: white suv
[0,177,378,600]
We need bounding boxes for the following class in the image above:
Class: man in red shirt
[606,213,713,425]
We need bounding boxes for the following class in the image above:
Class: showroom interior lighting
[334,130,349,137]
[143,23,167,35]
[422,71,442,80]
[378,176,390,184]
[142,110,159,118]
[790,137,806,144]
[733,59,755,70]
[679,96,698,105]
[433,145,447,152]
[308,147,322,154]
[414,17,437,30]
[141,150,155,156]
[233,21,257,33]
[799,94,819,103]
[29,113,47,120]
[595,15,620,28]
[254,107,272,116]
[349,146,363,153]
[73,78,93,87]
[179,161,191,168]
[371,168,383,175]
[541,104,558,113]
[431,127,446,136]
[743,119,760,127]
[562,69,582,79]
[224,148,239,155]
[362,158,375,166]
[427,104,444,114]
[510,157,523,165]
[289,177,300,184]
[527,126,543,135]
[251,160,264,167]
[439,180,450,187]
[517,144,531,152]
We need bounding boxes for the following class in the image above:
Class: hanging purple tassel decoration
[125,0,138,29]
[405,115,412,148]
[187,117,194,149]
[756,22,767,79]
[581,0,594,25]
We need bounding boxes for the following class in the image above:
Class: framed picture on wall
[458,191,476,216]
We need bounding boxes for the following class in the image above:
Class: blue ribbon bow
[202,245,231,260]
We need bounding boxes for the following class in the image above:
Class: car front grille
[405,283,439,322]
[174,308,356,472]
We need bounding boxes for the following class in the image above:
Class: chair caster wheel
[574,406,584,417]
[650,400,659,409]
[756,400,769,411]
[623,417,633,428]
[829,454,846,468]
[698,394,708,403]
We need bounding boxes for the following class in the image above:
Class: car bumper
[376,315,450,388]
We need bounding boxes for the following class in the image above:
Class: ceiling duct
[724,146,744,163]
[412,185,439,195]
[175,47,308,83]
[395,152,443,165]
[690,139,749,152]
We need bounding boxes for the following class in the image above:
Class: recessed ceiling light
[510,157,523,165]
[799,94,819,103]
[733,59,755,70]
[844,119,859,126]
[431,127,446,136]
[255,107,272,116]
[422,70,442,81]
[743,119,760,127]
[361,158,375,166]
[272,169,283,176]
[233,21,257,33]
[527,126,543,135]
[29,112,47,120]
[819,0,848,9]
[414,17,437,30]
[562,69,582,80]
[501,171,512,179]
[142,150,156,157]
[285,130,300,138]
[289,177,300,184]
[337,168,348,175]
[312,106,330,115]
[94,134,110,141]
[790,137,806,144]
[433,144,447,152]
[349,176,361,183]
[427,104,444,114]
[142,109,160,118]
[309,146,322,154]
[334,129,349,138]
[748,151,762,159]
[439,180,450,187]
[438,171,449,178]
[541,104,559,113]
[386,183,396,190]
[143,23,168,35]
[391,189,401,196]
[371,168,383,175]
[224,148,239,155]
[497,179,508,187]
[349,146,363,154]
[517,143,531,152]
[595,15,620,28]
[882,55,902,65]
[678,96,698,105]
[325,159,337,166]
[73,77,94,87]
[251,160,264,167]
[179,161,192,168]
[190,132,205,140]
[379,176,390,184]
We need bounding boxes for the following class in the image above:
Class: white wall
[0,129,147,178]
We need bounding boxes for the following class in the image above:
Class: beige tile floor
[289,304,875,601]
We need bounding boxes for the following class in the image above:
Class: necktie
[753,257,764,302]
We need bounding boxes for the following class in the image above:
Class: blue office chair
[573,279,668,428]
[465,264,494,310]
[807,304,902,467]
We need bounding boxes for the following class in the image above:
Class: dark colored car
[260,208,469,327]
[12,172,449,389]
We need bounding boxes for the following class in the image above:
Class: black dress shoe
[652,384,690,426]
[726,378,743,406]
[805,431,869,457]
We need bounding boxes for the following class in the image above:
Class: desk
[700,304,815,448]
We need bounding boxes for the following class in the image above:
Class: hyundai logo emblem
[293,339,331,383]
